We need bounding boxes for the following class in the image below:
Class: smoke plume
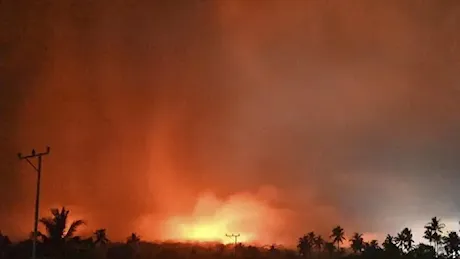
[1,0,460,245]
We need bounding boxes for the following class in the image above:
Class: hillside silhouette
[1,207,459,258]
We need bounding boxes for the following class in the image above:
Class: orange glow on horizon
[167,217,252,244]
[141,189,290,245]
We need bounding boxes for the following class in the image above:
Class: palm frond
[65,219,85,239]
[50,208,60,218]
[39,217,55,238]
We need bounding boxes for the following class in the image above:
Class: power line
[18,146,50,259]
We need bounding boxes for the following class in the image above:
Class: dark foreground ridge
[0,207,458,258]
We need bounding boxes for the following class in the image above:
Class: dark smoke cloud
[1,0,460,243]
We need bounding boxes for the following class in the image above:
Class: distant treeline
[0,207,458,258]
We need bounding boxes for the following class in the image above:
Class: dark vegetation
[1,208,459,258]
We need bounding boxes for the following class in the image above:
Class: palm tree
[39,207,84,243]
[394,228,414,253]
[403,228,414,252]
[382,234,394,249]
[424,217,445,256]
[306,232,316,256]
[330,226,345,252]
[394,232,405,252]
[382,234,399,257]
[349,232,364,254]
[38,207,84,258]
[424,226,434,243]
[94,229,109,246]
[297,235,312,258]
[443,231,460,258]
[313,235,324,255]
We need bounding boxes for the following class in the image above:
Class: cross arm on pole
[18,146,50,160]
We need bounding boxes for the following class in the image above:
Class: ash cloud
[1,0,460,243]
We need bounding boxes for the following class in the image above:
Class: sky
[1,0,460,246]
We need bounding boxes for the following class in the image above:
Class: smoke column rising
[1,0,460,245]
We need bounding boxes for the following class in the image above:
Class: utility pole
[226,233,240,256]
[18,146,50,259]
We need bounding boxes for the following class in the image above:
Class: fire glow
[160,190,286,245]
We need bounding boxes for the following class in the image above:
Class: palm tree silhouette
[403,228,414,252]
[394,232,405,252]
[306,232,316,256]
[38,207,84,257]
[443,231,460,258]
[313,235,324,256]
[349,232,364,254]
[424,216,445,256]
[382,234,398,251]
[297,235,312,258]
[94,229,109,246]
[382,234,399,257]
[330,226,345,252]
[395,228,414,253]
[382,234,394,248]
[423,228,434,246]
[39,207,84,244]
